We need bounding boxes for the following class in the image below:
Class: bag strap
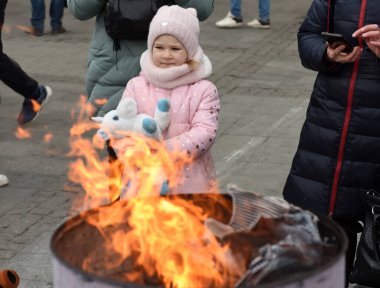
[327,0,335,32]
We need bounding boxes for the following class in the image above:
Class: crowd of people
[1,0,380,287]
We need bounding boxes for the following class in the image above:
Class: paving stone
[0,249,17,260]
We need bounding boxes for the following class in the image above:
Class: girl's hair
[186,59,198,70]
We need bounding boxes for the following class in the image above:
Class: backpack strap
[327,0,335,32]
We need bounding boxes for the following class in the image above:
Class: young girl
[114,5,220,195]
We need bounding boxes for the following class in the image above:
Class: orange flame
[2,24,11,34]
[14,25,38,35]
[67,97,245,287]
[14,127,31,139]
[31,98,41,112]
[43,132,53,143]
[94,98,108,106]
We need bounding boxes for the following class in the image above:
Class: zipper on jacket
[328,0,367,218]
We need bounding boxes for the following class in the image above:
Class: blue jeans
[230,0,270,21]
[30,0,65,32]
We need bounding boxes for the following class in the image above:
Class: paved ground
[0,0,322,287]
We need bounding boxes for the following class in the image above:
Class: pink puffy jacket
[121,73,220,194]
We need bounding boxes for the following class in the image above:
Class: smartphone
[321,32,354,53]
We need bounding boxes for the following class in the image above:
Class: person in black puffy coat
[282,0,380,285]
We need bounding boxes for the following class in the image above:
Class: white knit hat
[147,5,200,59]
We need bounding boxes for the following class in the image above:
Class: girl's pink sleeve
[121,79,137,101]
[165,83,220,158]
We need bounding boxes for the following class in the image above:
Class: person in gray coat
[67,0,214,117]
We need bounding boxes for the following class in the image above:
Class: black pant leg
[0,53,39,99]
[0,0,7,25]
[0,0,38,99]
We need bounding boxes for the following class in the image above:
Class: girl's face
[152,35,188,68]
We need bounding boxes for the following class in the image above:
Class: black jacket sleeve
[297,0,341,73]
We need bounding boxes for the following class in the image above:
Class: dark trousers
[0,0,38,100]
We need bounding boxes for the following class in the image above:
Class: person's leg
[247,0,270,28]
[0,0,50,124]
[258,0,270,22]
[0,33,39,100]
[0,52,52,125]
[49,0,65,32]
[0,2,39,99]
[0,0,6,27]
[0,53,40,98]
[30,0,45,33]
[230,0,242,18]
[215,0,243,28]
[0,6,8,183]
[0,28,52,125]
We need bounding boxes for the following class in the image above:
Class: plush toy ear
[91,116,103,123]
[154,99,171,132]
[157,99,170,112]
[117,98,138,118]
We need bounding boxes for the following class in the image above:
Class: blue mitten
[160,181,169,196]
[96,129,110,141]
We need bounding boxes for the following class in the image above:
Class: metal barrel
[50,194,347,288]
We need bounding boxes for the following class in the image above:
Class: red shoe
[0,269,20,288]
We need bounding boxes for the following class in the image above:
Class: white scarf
[139,46,213,89]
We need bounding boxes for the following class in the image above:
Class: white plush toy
[91,97,170,141]
[92,97,171,198]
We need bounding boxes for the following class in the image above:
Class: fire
[2,24,11,34]
[43,132,53,143]
[15,25,37,35]
[94,98,108,106]
[67,97,245,287]
[14,127,31,139]
[30,98,41,112]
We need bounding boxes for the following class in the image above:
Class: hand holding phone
[321,32,354,53]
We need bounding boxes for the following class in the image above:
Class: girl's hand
[352,24,380,58]
[326,44,360,63]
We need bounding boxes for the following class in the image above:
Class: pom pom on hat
[148,5,200,59]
